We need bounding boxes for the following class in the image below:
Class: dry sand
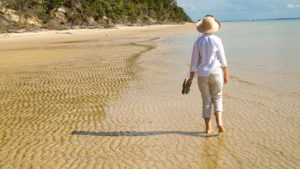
[0,24,299,169]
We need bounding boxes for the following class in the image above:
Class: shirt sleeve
[190,42,200,72]
[217,40,228,67]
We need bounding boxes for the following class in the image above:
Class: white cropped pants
[197,73,224,118]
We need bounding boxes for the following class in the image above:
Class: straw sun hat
[196,15,221,34]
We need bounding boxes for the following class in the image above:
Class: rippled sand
[1,24,300,169]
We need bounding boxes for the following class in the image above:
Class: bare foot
[206,129,213,134]
[218,125,225,133]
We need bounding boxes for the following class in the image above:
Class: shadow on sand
[71,131,220,138]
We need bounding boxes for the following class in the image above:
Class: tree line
[1,0,192,26]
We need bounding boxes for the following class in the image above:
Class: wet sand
[0,24,300,169]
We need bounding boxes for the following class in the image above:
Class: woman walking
[187,15,228,134]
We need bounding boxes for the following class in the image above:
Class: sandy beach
[0,23,299,169]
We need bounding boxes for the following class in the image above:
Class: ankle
[206,129,213,134]
[217,125,225,133]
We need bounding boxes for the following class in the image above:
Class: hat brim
[196,18,221,34]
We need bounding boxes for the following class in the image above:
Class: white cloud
[287,4,300,8]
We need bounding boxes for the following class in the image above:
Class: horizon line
[219,17,300,22]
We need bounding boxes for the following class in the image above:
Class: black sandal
[182,79,191,94]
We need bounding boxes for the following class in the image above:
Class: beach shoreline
[0,23,194,39]
[0,23,194,69]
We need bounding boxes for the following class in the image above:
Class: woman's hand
[187,78,193,86]
[222,67,228,84]
[224,76,228,84]
[187,72,195,86]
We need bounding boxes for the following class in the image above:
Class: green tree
[1,0,192,28]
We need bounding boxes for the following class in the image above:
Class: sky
[177,0,300,21]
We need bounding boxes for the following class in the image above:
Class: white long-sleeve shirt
[190,34,227,76]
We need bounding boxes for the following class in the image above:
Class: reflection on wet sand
[201,136,225,169]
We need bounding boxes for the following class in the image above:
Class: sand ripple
[0,35,155,168]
